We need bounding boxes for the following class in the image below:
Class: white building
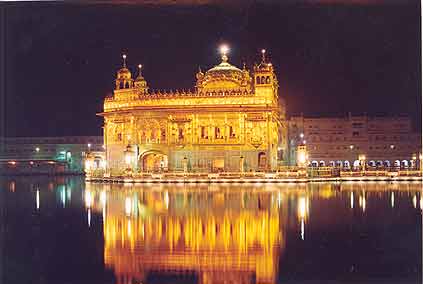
[288,114,422,169]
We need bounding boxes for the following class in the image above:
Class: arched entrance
[258,152,267,170]
[139,151,168,172]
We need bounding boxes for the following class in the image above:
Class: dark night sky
[3,0,421,137]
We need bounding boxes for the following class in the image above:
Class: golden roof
[196,53,251,92]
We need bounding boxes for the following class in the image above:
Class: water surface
[2,177,421,284]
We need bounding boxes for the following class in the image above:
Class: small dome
[117,67,132,80]
[135,74,144,82]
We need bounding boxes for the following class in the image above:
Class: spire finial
[122,54,127,68]
[219,44,229,63]
[243,62,246,70]
[198,66,202,73]
[138,64,142,77]
[261,49,266,63]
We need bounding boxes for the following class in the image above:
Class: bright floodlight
[261,49,266,54]
[138,64,142,69]
[220,44,229,55]
[122,54,127,59]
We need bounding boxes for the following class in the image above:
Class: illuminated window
[229,126,235,138]
[215,127,221,139]
[201,126,207,139]
[178,128,184,140]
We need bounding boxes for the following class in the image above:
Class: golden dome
[197,50,250,92]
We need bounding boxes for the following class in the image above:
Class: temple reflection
[84,181,423,284]
[87,184,289,284]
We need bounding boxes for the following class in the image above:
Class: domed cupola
[196,45,252,94]
[253,49,278,100]
[253,49,277,86]
[115,54,134,90]
[134,64,148,94]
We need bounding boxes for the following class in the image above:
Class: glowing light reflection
[88,208,91,227]
[125,197,132,216]
[36,189,40,210]
[164,191,169,209]
[61,188,66,208]
[85,190,92,208]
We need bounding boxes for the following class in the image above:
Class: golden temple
[99,46,287,174]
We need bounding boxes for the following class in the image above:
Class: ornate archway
[139,150,168,172]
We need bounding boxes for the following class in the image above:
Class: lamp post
[412,153,417,170]
[297,145,308,168]
[239,156,245,174]
[182,157,188,175]
[84,152,93,176]
[124,144,134,175]
[358,154,366,173]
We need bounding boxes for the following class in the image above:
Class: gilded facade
[99,48,287,173]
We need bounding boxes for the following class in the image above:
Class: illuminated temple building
[99,46,287,173]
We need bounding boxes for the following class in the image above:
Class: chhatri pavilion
[98,46,287,173]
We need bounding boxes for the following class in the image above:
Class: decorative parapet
[103,89,277,112]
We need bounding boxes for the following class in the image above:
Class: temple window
[119,82,124,89]
[125,82,130,89]
[201,126,208,139]
[261,76,266,84]
[215,127,222,139]
[161,129,166,142]
[117,133,122,141]
[266,76,270,84]
[256,76,260,84]
[229,126,235,138]
[178,128,184,140]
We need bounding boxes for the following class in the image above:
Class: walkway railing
[87,167,422,180]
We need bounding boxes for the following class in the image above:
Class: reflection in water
[358,192,366,212]
[85,190,93,208]
[4,178,422,284]
[81,181,423,284]
[391,192,395,208]
[297,196,309,241]
[88,208,91,228]
[86,184,286,284]
[36,188,40,210]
